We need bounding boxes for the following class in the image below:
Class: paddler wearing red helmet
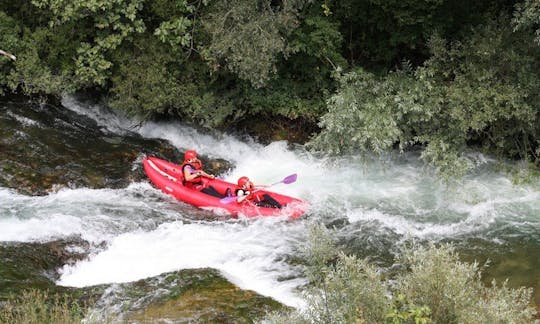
[181,149,215,189]
[235,176,281,208]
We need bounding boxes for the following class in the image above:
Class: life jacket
[235,187,255,202]
[181,160,203,187]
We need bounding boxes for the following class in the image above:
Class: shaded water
[1,97,539,314]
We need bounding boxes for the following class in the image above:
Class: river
[1,96,539,316]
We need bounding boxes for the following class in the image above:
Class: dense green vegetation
[265,225,537,323]
[1,0,539,174]
[0,289,85,324]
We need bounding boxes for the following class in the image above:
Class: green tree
[31,0,146,86]
[109,34,237,128]
[0,9,77,96]
[324,0,514,69]
[308,16,540,177]
[0,11,21,95]
[151,0,207,53]
[513,0,540,44]
[200,0,311,88]
[235,4,346,125]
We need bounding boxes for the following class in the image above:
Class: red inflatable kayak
[143,156,307,219]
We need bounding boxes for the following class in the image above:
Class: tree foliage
[0,10,75,95]
[513,0,540,44]
[1,0,539,175]
[200,0,308,88]
[31,0,146,86]
[151,0,206,52]
[309,16,540,177]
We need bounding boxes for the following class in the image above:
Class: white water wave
[0,183,180,243]
[58,219,308,308]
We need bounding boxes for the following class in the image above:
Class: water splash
[2,97,539,309]
[58,219,308,308]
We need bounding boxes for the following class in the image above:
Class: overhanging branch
[0,49,16,61]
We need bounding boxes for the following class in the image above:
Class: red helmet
[184,150,197,161]
[237,176,250,188]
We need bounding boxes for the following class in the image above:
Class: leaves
[309,16,540,178]
[513,0,540,44]
[201,0,304,88]
[1,0,539,160]
[154,17,192,48]
[272,228,537,323]
[31,0,146,86]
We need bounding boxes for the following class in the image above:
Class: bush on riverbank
[0,289,85,324]
[264,224,537,323]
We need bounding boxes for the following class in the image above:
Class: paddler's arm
[191,158,215,179]
[199,170,215,179]
[183,166,200,182]
[183,165,214,181]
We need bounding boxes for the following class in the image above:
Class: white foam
[0,183,180,243]
[3,96,538,311]
[7,110,40,127]
[58,219,307,308]
[61,96,136,135]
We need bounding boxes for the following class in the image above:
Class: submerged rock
[0,240,287,322]
[88,269,287,323]
[0,238,91,299]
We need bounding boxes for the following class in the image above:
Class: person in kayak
[235,176,282,208]
[181,150,222,197]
